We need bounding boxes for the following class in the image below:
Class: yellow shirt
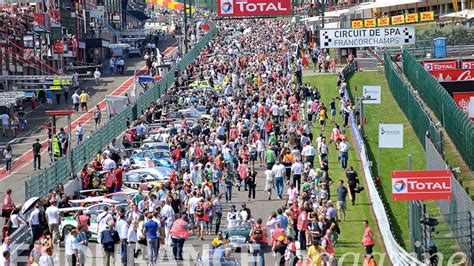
[307,245,325,266]
[319,109,326,121]
[79,93,89,103]
[211,237,229,249]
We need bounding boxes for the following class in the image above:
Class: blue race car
[129,149,174,168]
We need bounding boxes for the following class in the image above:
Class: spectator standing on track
[0,112,9,137]
[79,91,89,112]
[72,91,80,112]
[3,144,13,174]
[65,229,79,266]
[143,213,160,265]
[169,216,191,261]
[100,220,120,266]
[75,123,84,145]
[45,199,60,244]
[32,138,42,171]
[1,189,14,222]
[94,68,101,86]
[109,57,116,74]
[94,105,102,128]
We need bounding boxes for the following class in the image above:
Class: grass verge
[345,71,464,263]
[304,74,385,265]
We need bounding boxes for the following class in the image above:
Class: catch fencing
[402,50,474,170]
[341,63,424,265]
[26,22,217,199]
[383,53,443,153]
[426,136,473,263]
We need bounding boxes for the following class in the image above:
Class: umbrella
[21,197,40,215]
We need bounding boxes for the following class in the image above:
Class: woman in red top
[361,220,375,255]
[2,189,14,220]
[75,210,90,231]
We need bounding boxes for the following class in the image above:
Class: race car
[129,149,174,168]
[224,219,254,250]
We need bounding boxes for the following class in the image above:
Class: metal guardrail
[26,22,217,199]
[10,224,33,263]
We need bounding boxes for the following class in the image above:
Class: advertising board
[422,60,457,71]
[362,86,381,104]
[217,0,291,17]
[461,60,474,69]
[452,92,474,121]
[379,124,404,148]
[391,170,452,200]
[429,69,474,81]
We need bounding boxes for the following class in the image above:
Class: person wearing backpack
[249,218,267,266]
[194,200,207,241]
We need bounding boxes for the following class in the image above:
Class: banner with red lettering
[423,60,457,71]
[217,0,291,17]
[428,69,474,81]
[452,92,474,121]
[461,60,474,69]
[391,170,452,200]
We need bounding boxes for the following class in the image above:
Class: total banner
[423,60,457,71]
[461,60,474,69]
[320,26,415,48]
[217,0,291,17]
[452,92,474,121]
[391,170,452,200]
[429,69,474,81]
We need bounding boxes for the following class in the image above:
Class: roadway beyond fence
[26,23,216,200]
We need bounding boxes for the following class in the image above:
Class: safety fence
[402,50,474,170]
[26,22,217,199]
[383,53,444,153]
[340,63,425,265]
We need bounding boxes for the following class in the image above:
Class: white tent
[440,9,474,21]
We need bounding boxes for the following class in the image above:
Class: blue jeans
[225,184,232,202]
[340,151,348,169]
[5,157,12,172]
[147,238,159,263]
[120,240,127,265]
[253,242,265,266]
[275,176,284,199]
[172,237,185,259]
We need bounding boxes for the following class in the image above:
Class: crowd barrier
[341,63,425,265]
[26,22,217,199]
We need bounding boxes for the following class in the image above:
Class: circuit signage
[320,26,415,48]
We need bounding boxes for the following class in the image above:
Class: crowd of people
[0,17,380,266]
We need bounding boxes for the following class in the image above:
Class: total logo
[220,0,234,14]
[392,178,407,193]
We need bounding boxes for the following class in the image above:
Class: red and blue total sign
[217,0,291,17]
[391,170,452,200]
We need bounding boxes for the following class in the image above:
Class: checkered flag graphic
[403,28,413,43]
[322,31,332,47]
